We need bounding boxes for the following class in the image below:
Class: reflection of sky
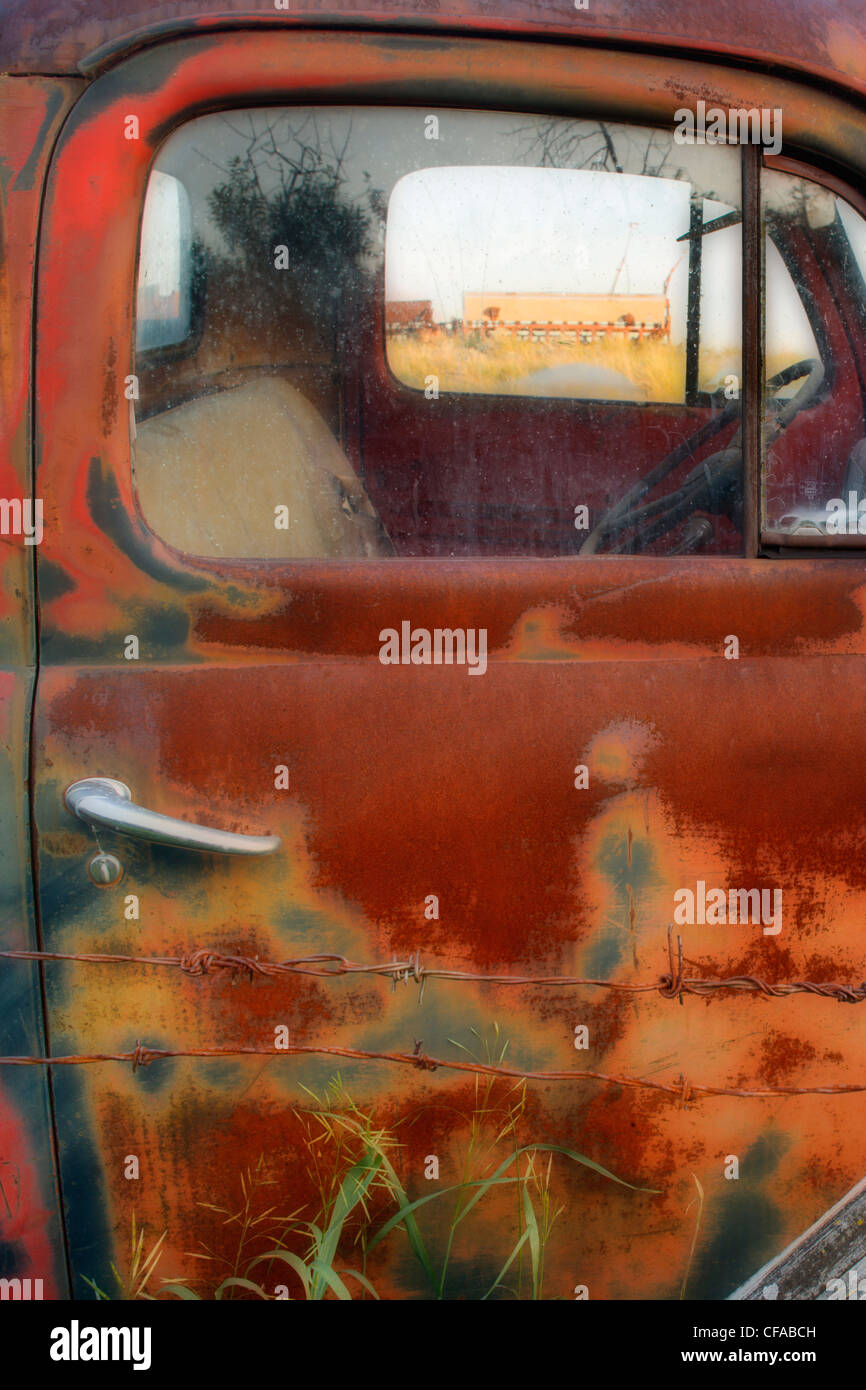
[143,107,829,360]
[766,239,818,362]
[138,171,183,295]
[840,200,866,280]
[386,164,820,355]
[387,166,697,330]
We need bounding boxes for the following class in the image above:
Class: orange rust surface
[1,0,865,110]
[32,647,866,1297]
[23,28,866,1299]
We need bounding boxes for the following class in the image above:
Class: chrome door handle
[64,778,281,856]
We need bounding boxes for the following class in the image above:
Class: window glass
[386,167,740,406]
[136,172,194,351]
[762,170,866,543]
[133,109,743,559]
[839,199,866,283]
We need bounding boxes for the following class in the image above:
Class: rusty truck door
[30,29,866,1301]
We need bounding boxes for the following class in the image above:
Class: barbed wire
[1,1039,866,1103]
[5,927,864,1101]
[2,926,865,1003]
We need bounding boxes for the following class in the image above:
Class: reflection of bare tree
[205,112,355,196]
[510,119,685,180]
[193,114,383,353]
[765,176,836,230]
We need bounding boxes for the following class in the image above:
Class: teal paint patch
[583,825,662,978]
[582,922,625,981]
[13,83,68,192]
[50,1065,115,1299]
[224,585,263,610]
[688,1129,791,1300]
[196,1059,247,1090]
[36,559,77,603]
[275,903,355,945]
[124,600,191,654]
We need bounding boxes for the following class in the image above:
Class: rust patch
[101,337,119,435]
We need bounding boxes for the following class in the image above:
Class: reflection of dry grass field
[388,334,744,403]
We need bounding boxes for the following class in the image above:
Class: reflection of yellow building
[463,290,670,338]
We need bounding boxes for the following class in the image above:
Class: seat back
[133,375,393,558]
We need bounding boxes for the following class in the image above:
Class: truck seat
[133,375,393,559]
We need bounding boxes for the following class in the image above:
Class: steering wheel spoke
[580,358,823,556]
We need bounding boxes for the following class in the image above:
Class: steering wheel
[579,358,825,556]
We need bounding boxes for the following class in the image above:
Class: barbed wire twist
[4,926,866,1101]
[2,925,865,1003]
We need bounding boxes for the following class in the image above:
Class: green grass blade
[213,1276,270,1300]
[481,1228,531,1301]
[82,1275,111,1301]
[310,1262,353,1301]
[338,1268,380,1300]
[367,1175,521,1253]
[680,1173,705,1301]
[527,1144,659,1192]
[363,1150,436,1292]
[312,1103,437,1293]
[452,1144,658,1235]
[371,1141,655,1298]
[315,1152,383,1285]
[246,1248,312,1299]
[521,1179,541,1297]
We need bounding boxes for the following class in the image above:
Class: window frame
[759,152,866,553]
